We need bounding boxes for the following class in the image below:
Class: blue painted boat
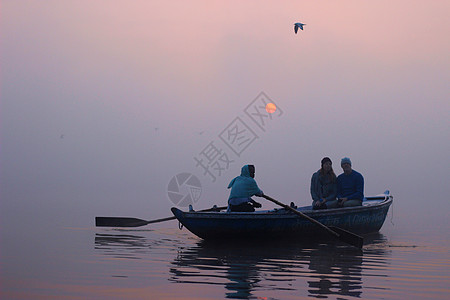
[171,191,393,240]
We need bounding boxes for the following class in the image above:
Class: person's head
[248,165,255,178]
[321,157,332,172]
[341,157,352,174]
[241,164,255,178]
[320,157,336,181]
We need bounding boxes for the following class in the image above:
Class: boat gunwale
[174,196,393,220]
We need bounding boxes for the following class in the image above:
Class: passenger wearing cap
[310,157,338,209]
[336,157,364,207]
[227,165,264,212]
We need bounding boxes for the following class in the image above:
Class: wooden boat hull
[171,195,393,240]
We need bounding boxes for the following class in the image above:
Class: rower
[227,165,264,212]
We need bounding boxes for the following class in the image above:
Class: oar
[96,205,228,228]
[262,195,363,248]
[365,196,385,200]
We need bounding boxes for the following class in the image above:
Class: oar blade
[95,206,228,228]
[95,217,149,228]
[329,226,364,249]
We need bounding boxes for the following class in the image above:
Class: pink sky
[1,0,449,217]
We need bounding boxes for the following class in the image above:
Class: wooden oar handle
[261,195,363,249]
[262,195,339,238]
[147,205,228,224]
[146,216,176,224]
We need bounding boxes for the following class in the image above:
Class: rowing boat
[171,191,393,240]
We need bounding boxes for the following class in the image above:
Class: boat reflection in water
[169,233,390,299]
[95,232,153,260]
[94,231,390,299]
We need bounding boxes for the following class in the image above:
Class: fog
[1,1,449,231]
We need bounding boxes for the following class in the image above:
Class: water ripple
[94,228,450,299]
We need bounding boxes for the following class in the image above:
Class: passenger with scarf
[310,157,338,209]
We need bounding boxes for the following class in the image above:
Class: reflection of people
[170,240,262,298]
[336,157,364,207]
[310,157,338,209]
[225,259,256,299]
[227,165,263,212]
[308,245,363,298]
[168,237,383,299]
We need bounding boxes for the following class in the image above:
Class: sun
[265,103,277,114]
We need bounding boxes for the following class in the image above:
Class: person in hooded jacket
[227,165,264,212]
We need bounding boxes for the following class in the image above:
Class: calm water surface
[2,212,449,300]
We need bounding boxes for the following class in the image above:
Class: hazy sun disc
[265,103,277,114]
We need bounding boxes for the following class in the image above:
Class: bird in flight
[294,22,306,34]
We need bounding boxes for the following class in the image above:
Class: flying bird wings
[294,22,305,34]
